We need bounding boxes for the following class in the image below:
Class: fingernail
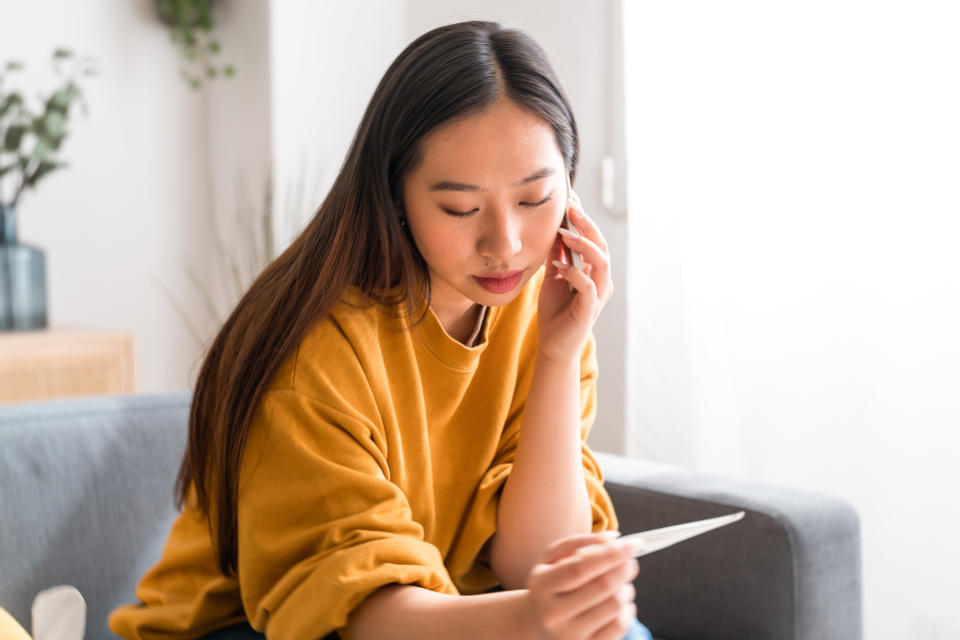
[599,530,621,539]
[557,227,577,239]
[551,260,567,269]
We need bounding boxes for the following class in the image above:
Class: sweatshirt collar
[413,302,496,372]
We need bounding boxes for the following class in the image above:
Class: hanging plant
[156,0,235,90]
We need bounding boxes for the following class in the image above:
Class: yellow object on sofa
[0,606,31,640]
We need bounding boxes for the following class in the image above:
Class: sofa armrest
[595,452,862,640]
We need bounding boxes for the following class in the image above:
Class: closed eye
[443,195,553,218]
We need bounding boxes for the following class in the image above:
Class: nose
[477,208,523,261]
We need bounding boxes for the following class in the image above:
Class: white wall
[199,0,272,365]
[268,0,408,249]
[1,0,214,394]
[623,1,960,638]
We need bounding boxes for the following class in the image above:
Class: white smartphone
[560,172,583,291]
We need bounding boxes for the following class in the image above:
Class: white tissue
[31,586,85,640]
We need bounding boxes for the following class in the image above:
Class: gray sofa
[0,392,862,640]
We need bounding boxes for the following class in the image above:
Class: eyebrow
[428,167,557,192]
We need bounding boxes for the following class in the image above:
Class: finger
[567,203,609,254]
[589,603,637,640]
[542,531,621,565]
[566,585,635,640]
[546,235,573,283]
[534,539,634,594]
[554,557,638,621]
[558,228,610,273]
[558,230,611,302]
[551,259,597,300]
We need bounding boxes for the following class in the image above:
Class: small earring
[399,217,407,227]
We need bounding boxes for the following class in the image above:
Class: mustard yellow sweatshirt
[108,266,618,639]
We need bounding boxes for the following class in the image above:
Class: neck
[434,301,485,345]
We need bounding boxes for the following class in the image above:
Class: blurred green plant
[157,0,236,90]
[0,49,97,208]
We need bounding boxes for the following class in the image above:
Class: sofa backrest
[0,391,192,640]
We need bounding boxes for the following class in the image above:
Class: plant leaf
[32,137,51,162]
[158,0,174,20]
[43,111,66,138]
[0,93,23,118]
[25,159,63,187]
[3,125,25,152]
[49,83,79,111]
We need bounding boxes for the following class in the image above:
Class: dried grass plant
[152,163,322,358]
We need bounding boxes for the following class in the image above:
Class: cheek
[528,214,564,257]
[411,220,469,264]
[542,205,567,241]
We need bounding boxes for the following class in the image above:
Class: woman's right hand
[524,531,641,640]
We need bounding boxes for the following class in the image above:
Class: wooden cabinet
[0,329,135,404]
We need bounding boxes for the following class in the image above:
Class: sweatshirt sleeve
[448,332,619,593]
[237,387,459,640]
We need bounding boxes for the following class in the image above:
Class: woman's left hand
[537,189,614,366]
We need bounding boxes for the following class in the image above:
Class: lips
[477,270,523,280]
[473,269,524,294]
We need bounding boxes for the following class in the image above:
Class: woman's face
[402,98,568,316]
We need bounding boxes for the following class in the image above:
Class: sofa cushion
[0,391,191,640]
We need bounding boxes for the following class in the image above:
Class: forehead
[415,101,563,180]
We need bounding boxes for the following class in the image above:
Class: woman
[109,20,652,640]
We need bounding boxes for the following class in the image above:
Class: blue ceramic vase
[0,204,48,331]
